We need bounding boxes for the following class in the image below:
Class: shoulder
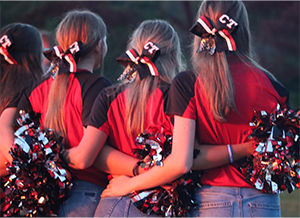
[75,70,112,87]
[157,80,171,94]
[171,70,197,94]
[99,83,127,101]
[26,74,52,96]
[174,70,196,81]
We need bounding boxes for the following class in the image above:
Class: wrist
[227,144,234,163]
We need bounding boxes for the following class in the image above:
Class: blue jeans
[94,196,156,217]
[58,180,104,217]
[189,185,281,217]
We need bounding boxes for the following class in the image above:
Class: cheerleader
[167,1,289,216]
[0,23,44,176]
[16,10,112,217]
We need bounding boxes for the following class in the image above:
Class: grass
[280,189,300,217]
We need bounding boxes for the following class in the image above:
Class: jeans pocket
[84,191,100,203]
[195,201,233,217]
[249,203,280,217]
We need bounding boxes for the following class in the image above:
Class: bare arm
[192,139,254,170]
[101,116,195,197]
[62,125,108,169]
[0,151,8,177]
[0,108,16,164]
[93,145,139,176]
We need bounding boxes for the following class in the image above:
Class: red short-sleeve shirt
[167,58,290,187]
[17,70,112,187]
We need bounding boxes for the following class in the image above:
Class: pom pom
[0,110,73,217]
[238,105,300,194]
[131,127,202,217]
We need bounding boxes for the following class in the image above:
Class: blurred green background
[0,1,298,109]
[1,1,299,217]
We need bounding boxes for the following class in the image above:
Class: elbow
[73,159,93,170]
[65,154,93,170]
[175,161,193,176]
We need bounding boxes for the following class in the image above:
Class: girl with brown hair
[16,10,112,217]
[0,23,44,176]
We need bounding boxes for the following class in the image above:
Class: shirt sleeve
[81,77,112,127]
[263,71,291,109]
[87,86,116,135]
[166,70,197,119]
[15,87,34,125]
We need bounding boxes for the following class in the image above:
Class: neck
[76,55,98,73]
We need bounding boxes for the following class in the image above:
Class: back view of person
[0,23,44,176]
[62,19,185,217]
[16,10,112,217]
[167,0,290,216]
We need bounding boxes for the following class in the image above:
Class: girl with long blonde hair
[16,10,112,217]
[166,0,289,216]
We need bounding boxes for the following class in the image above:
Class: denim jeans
[94,196,156,217]
[58,180,104,217]
[189,185,281,217]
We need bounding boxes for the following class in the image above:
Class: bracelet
[227,144,234,163]
[132,160,143,176]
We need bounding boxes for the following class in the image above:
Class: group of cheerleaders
[0,1,290,217]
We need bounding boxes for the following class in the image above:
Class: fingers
[101,189,110,198]
[111,174,120,179]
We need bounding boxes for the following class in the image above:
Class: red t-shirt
[17,70,112,187]
[88,80,173,156]
[167,58,290,188]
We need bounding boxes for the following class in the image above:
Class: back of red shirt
[167,58,290,187]
[17,70,112,187]
[88,81,173,156]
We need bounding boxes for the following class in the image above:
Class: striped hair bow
[116,42,160,82]
[0,34,18,65]
[190,14,238,55]
[43,41,82,78]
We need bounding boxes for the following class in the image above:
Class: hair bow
[116,42,160,82]
[189,14,238,55]
[0,34,18,64]
[43,41,82,78]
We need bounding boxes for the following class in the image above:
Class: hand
[246,140,256,156]
[101,175,133,197]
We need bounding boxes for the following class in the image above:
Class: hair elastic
[227,144,234,163]
[0,35,18,65]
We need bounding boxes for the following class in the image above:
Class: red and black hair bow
[43,41,82,78]
[116,42,160,82]
[189,14,238,54]
[0,34,18,65]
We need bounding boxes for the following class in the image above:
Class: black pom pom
[0,111,73,217]
[131,128,202,217]
[237,105,300,194]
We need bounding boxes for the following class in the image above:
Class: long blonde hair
[126,20,185,136]
[44,10,107,143]
[192,0,253,122]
